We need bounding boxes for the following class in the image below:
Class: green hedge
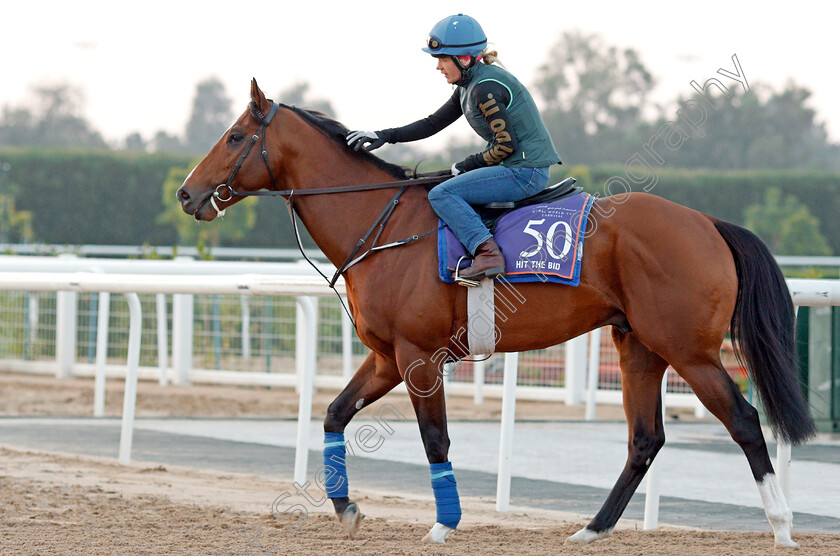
[0,148,190,246]
[2,147,838,254]
[0,148,313,250]
[554,165,840,254]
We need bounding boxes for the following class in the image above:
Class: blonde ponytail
[481,49,506,69]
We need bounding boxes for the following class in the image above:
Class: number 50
[519,219,573,260]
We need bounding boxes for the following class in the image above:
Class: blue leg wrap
[430,461,462,529]
[323,432,348,498]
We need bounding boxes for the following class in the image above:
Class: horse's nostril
[177,188,190,202]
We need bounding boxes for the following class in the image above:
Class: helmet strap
[451,55,478,70]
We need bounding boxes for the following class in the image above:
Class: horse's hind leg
[323,351,402,538]
[674,360,797,548]
[569,329,668,544]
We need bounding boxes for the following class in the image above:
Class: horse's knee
[324,399,349,433]
[628,429,665,472]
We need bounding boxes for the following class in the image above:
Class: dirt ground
[2,371,838,555]
[0,371,689,422]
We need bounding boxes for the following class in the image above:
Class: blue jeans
[428,166,550,255]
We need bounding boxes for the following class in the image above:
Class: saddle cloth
[438,192,594,285]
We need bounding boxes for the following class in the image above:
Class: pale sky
[2,0,838,150]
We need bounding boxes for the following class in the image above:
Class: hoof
[422,522,454,543]
[338,501,364,539]
[769,515,797,548]
[567,526,612,544]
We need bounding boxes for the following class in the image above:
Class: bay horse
[177,79,815,548]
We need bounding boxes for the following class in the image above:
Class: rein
[215,173,448,200]
[212,101,449,325]
[212,101,448,204]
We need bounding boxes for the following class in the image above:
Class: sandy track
[2,372,837,554]
[2,446,839,555]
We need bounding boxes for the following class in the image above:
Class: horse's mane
[281,105,411,180]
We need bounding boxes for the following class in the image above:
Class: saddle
[476,177,579,232]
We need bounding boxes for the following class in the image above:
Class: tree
[0,83,107,148]
[184,77,233,154]
[744,187,832,255]
[0,164,33,243]
[276,81,336,117]
[666,81,837,170]
[0,107,37,146]
[152,130,185,153]
[123,132,147,152]
[415,135,484,170]
[534,31,655,165]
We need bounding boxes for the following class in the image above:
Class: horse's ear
[250,78,269,112]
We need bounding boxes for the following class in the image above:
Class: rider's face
[436,57,462,84]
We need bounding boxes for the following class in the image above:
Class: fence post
[585,328,602,421]
[93,291,110,417]
[240,296,251,361]
[170,256,194,385]
[565,334,588,405]
[26,292,39,359]
[341,298,353,383]
[55,254,78,378]
[296,296,319,393]
[171,292,193,385]
[777,441,792,500]
[443,361,455,398]
[55,291,77,379]
[694,397,708,418]
[775,306,803,499]
[473,358,486,406]
[294,296,317,485]
[496,352,519,512]
[156,293,169,386]
[118,293,142,465]
[643,371,669,529]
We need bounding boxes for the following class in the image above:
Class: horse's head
[177,79,280,221]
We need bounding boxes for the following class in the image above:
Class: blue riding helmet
[422,14,487,57]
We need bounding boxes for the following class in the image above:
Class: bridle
[206,100,450,325]
[211,101,446,212]
[210,101,280,217]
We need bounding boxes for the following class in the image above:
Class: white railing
[0,271,339,484]
[0,244,329,261]
[0,254,706,408]
[2,244,837,269]
[0,266,836,530]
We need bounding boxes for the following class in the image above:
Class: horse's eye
[228,132,244,144]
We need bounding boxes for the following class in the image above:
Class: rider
[347,14,561,281]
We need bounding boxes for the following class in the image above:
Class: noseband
[211,101,280,216]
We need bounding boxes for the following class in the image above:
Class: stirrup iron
[454,255,480,287]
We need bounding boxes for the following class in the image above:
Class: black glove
[346,130,386,152]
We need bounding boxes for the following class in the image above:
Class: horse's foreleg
[675,360,797,548]
[397,344,460,544]
[323,351,401,538]
[569,330,668,544]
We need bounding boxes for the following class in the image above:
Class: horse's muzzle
[176,185,217,221]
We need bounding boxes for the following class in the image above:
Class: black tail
[713,219,816,445]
